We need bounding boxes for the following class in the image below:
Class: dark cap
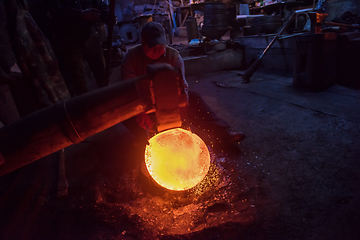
[141,22,167,47]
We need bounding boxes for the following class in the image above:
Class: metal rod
[105,0,116,84]
[259,13,297,59]
[242,12,297,83]
[56,149,68,198]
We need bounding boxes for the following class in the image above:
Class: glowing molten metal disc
[145,128,210,191]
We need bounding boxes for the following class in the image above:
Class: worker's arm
[173,55,189,108]
[120,49,140,81]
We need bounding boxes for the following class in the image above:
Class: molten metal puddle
[96,148,258,237]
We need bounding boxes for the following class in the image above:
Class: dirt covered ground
[187,70,360,240]
[0,70,359,240]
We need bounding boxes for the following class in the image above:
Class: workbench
[250,1,306,17]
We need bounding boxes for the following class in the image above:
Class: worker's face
[143,43,166,60]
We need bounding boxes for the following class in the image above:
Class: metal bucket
[250,15,283,35]
[200,1,229,40]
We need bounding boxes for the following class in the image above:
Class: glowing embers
[145,128,210,191]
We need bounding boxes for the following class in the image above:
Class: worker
[121,21,246,153]
[48,0,112,97]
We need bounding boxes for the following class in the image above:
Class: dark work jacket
[121,44,189,104]
[48,0,109,45]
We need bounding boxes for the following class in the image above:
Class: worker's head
[141,21,167,60]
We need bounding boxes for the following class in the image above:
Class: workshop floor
[1,45,360,239]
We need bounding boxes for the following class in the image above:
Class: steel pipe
[0,75,153,176]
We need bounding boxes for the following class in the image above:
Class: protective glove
[136,112,156,132]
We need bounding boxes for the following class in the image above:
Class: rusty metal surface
[149,64,182,132]
[0,76,153,176]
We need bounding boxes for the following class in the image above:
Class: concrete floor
[187,69,360,240]
[0,37,360,239]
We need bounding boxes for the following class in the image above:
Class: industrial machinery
[0,64,211,192]
[0,64,185,177]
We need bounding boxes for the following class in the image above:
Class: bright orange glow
[145,128,210,191]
